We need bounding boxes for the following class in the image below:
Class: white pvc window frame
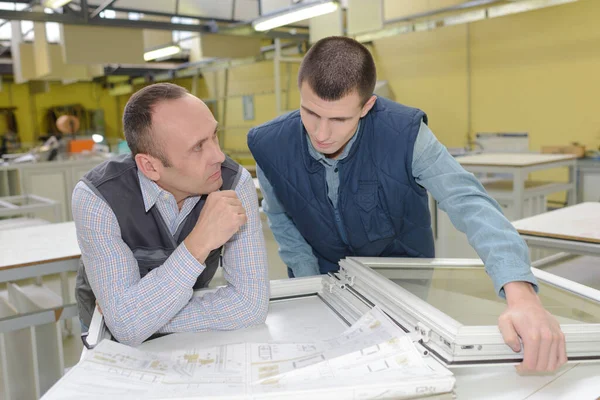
[339,257,600,367]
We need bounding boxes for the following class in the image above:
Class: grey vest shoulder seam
[92,162,137,188]
[81,177,112,206]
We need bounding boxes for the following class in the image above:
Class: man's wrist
[504,281,540,307]
[183,234,211,264]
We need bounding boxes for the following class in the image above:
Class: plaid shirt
[72,167,269,346]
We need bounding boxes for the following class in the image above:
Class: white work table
[0,221,80,311]
[0,221,81,398]
[513,202,600,257]
[69,253,600,400]
[456,153,577,220]
[80,296,600,400]
[0,221,79,271]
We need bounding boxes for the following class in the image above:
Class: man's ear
[135,153,161,182]
[360,95,377,118]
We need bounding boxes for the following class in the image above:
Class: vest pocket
[355,182,396,243]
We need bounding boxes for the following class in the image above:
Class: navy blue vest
[248,97,434,274]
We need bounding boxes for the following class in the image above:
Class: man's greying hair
[298,36,376,105]
[123,83,189,167]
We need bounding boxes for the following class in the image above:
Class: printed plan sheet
[42,307,455,399]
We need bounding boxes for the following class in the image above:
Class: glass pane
[370,266,600,325]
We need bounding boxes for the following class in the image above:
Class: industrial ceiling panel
[88,0,178,14]
[86,0,256,20]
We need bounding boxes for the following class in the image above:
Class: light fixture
[253,1,339,32]
[45,0,73,9]
[92,134,104,143]
[143,44,181,61]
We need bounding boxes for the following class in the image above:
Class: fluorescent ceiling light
[45,0,73,9]
[488,0,577,18]
[253,1,339,32]
[143,45,181,61]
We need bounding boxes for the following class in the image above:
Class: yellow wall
[469,0,600,152]
[374,0,600,152]
[374,24,469,148]
[203,60,301,153]
[373,0,600,202]
[0,81,124,147]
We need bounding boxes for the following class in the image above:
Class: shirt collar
[137,169,164,212]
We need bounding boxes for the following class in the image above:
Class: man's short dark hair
[298,36,376,105]
[123,83,189,167]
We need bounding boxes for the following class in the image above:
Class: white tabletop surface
[453,362,600,399]
[136,325,600,400]
[456,153,577,167]
[0,221,79,269]
[513,202,600,244]
[133,296,600,400]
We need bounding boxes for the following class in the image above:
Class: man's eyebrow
[331,115,352,121]
[301,105,320,118]
[190,137,208,150]
[189,125,218,151]
[301,105,352,121]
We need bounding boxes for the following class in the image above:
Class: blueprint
[42,307,454,400]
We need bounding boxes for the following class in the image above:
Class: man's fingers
[234,205,247,216]
[214,195,240,205]
[557,330,568,367]
[521,330,541,372]
[95,300,103,315]
[498,315,521,352]
[535,329,553,371]
[216,190,238,198]
[546,334,559,371]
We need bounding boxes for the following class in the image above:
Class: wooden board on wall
[198,34,263,60]
[15,43,37,83]
[33,22,51,78]
[61,25,144,64]
[348,0,383,35]
[309,7,344,43]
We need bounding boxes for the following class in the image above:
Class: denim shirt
[257,120,537,297]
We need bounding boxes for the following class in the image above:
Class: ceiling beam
[81,0,88,21]
[0,9,214,32]
[101,5,308,29]
[0,9,308,40]
[83,5,241,24]
[89,0,119,19]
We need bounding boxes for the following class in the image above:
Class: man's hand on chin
[498,281,567,373]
